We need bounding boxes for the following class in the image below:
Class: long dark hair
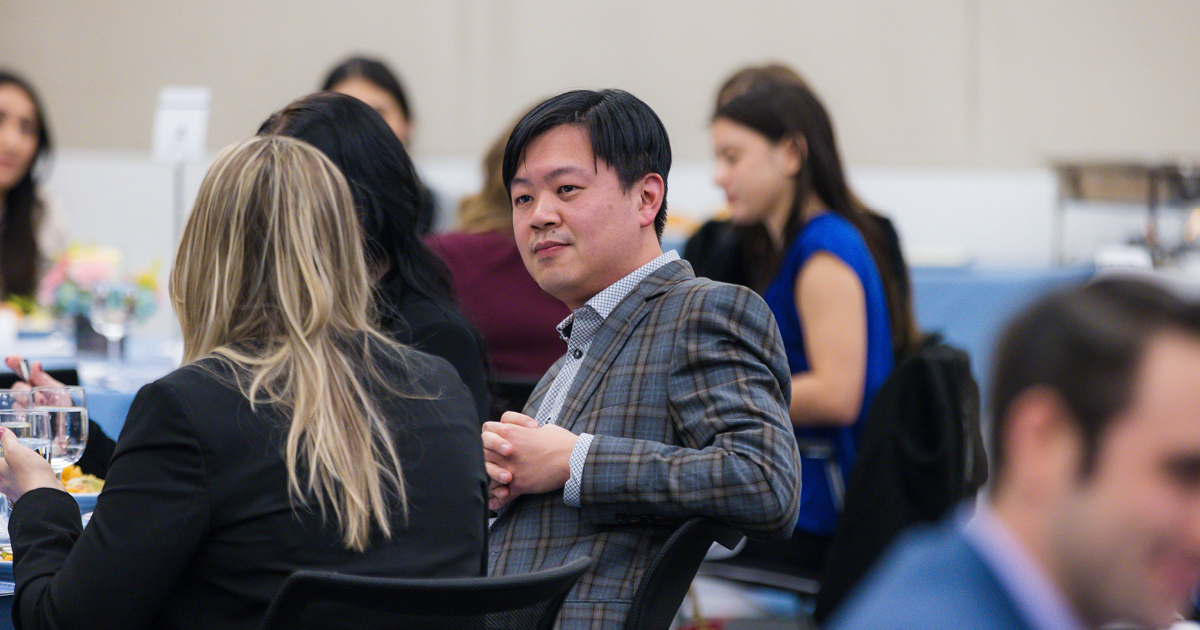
[714,81,918,356]
[0,70,52,299]
[258,92,453,307]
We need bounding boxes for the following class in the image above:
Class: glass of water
[0,390,32,412]
[0,408,52,547]
[0,409,53,461]
[31,387,88,477]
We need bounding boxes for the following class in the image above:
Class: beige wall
[2,0,1198,168]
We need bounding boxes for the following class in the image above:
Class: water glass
[0,409,53,461]
[31,387,88,476]
[0,408,51,547]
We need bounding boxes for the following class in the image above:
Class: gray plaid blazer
[488,260,801,629]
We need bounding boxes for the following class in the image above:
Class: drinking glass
[0,409,53,461]
[0,388,34,411]
[88,283,138,386]
[31,387,88,477]
[0,408,51,547]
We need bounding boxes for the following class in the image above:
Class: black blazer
[9,352,488,630]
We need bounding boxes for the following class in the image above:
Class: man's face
[509,124,654,310]
[1051,332,1200,628]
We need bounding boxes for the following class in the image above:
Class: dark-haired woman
[0,70,66,300]
[710,80,918,571]
[260,92,490,425]
[321,56,439,234]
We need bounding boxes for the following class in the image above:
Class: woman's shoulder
[363,335,471,393]
[366,341,479,428]
[150,358,238,396]
[791,213,872,265]
[798,213,864,245]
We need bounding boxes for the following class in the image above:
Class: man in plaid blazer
[483,89,802,628]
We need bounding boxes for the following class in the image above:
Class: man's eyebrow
[546,165,593,180]
[512,166,594,190]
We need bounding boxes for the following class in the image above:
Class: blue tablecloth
[86,389,137,440]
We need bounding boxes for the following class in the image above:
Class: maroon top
[428,230,570,380]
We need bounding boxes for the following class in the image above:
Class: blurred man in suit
[481,88,801,629]
[829,278,1200,630]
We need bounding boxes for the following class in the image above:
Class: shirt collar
[556,250,680,340]
[961,503,1090,630]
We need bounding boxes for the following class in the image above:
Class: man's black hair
[502,89,671,239]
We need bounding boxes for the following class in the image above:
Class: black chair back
[259,556,592,630]
[623,518,744,630]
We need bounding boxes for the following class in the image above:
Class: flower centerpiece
[37,246,159,352]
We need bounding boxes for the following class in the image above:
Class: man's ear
[998,386,1085,503]
[634,172,665,228]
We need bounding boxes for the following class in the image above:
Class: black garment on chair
[623,517,744,630]
[259,556,592,630]
[813,334,988,622]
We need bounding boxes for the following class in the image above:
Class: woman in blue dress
[710,79,918,571]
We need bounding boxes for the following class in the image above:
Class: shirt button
[572,349,583,359]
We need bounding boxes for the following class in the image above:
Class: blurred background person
[708,79,919,572]
[684,63,912,338]
[260,92,491,425]
[829,278,1200,630]
[0,70,66,301]
[427,123,570,418]
[0,136,487,630]
[322,55,439,234]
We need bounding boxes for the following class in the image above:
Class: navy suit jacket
[826,518,1032,630]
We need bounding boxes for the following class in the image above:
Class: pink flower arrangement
[37,246,157,321]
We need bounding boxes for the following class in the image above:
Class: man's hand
[482,411,578,511]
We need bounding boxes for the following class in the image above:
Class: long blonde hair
[170,135,412,551]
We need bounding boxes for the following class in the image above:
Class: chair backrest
[258,556,593,630]
[623,517,744,630]
[813,334,986,622]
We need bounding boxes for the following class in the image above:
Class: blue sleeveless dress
[763,213,894,535]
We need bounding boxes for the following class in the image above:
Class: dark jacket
[814,335,988,621]
[10,352,488,630]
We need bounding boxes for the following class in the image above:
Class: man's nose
[527,195,561,229]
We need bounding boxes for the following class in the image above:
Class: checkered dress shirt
[536,251,680,506]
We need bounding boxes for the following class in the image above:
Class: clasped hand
[482,411,578,511]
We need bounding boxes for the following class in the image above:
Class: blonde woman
[0,136,487,630]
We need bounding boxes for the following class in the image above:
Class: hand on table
[0,426,63,503]
[482,411,578,511]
